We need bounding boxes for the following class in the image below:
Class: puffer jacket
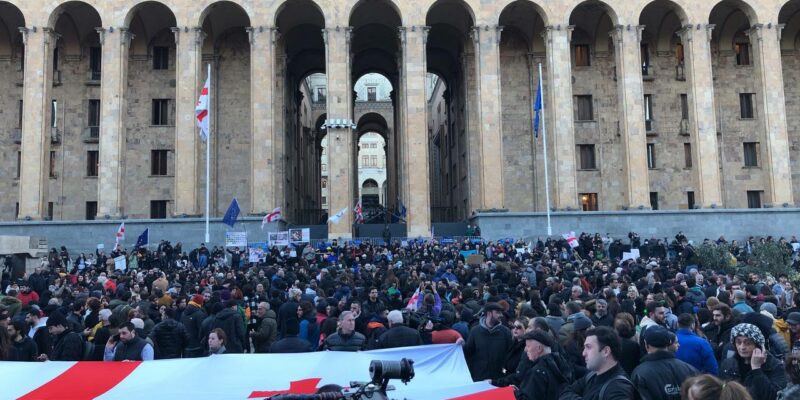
[149,318,188,359]
[180,304,207,354]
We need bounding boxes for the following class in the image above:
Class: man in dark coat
[516,330,573,400]
[376,310,423,349]
[270,318,312,353]
[180,294,207,357]
[720,323,787,400]
[42,312,83,361]
[559,326,635,400]
[277,288,302,339]
[323,311,367,351]
[9,320,38,361]
[460,303,513,381]
[149,308,188,359]
[631,325,698,400]
[209,300,246,354]
[251,302,277,353]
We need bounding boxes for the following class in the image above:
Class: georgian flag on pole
[562,231,579,249]
[195,76,210,141]
[354,200,364,224]
[261,207,281,229]
[115,222,125,246]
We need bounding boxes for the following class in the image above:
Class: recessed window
[647,143,657,169]
[649,192,659,210]
[85,201,97,220]
[575,95,593,121]
[87,150,99,177]
[735,43,750,66]
[743,142,759,167]
[153,46,169,70]
[580,193,598,211]
[687,191,695,210]
[740,93,754,119]
[577,144,596,170]
[574,44,590,67]
[747,191,762,209]
[150,200,168,219]
[684,143,692,169]
[151,150,168,176]
[152,99,171,126]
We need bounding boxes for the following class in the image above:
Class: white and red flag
[195,76,210,141]
[115,222,125,245]
[261,207,281,229]
[354,200,364,224]
[562,231,579,249]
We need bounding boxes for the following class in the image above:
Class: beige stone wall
[3,0,800,238]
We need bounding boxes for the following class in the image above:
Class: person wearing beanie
[720,322,787,400]
[181,294,208,358]
[742,312,790,360]
[761,303,791,353]
[631,325,698,400]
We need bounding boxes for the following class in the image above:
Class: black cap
[523,330,556,348]
[788,312,800,325]
[483,302,504,313]
[643,325,673,348]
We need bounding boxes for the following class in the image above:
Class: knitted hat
[573,314,593,331]
[98,309,112,321]
[730,323,765,348]
[191,294,205,305]
[759,303,778,319]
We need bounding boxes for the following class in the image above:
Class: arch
[356,112,389,140]
[710,1,754,52]
[125,2,177,56]
[274,0,326,30]
[498,0,547,52]
[354,72,394,102]
[426,0,475,34]
[0,2,25,57]
[708,0,759,27]
[123,0,175,27]
[48,1,102,29]
[779,0,800,50]
[349,0,402,28]
[569,1,618,54]
[198,0,251,27]
[362,179,379,188]
[566,0,619,27]
[639,1,687,54]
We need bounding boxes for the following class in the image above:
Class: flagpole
[205,63,211,244]
[539,63,552,237]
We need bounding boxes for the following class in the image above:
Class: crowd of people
[2,231,800,399]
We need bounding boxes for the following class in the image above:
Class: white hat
[387,310,404,324]
[130,318,144,330]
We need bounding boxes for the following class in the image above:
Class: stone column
[248,26,277,215]
[543,25,578,210]
[172,27,204,216]
[398,26,432,237]
[749,23,793,206]
[471,25,505,210]
[97,28,132,218]
[610,25,650,209]
[17,27,55,220]
[324,27,354,238]
[678,24,723,207]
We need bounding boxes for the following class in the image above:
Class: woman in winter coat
[720,323,787,400]
[297,301,320,351]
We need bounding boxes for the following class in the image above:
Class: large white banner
[2,344,513,400]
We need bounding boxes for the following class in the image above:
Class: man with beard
[591,299,613,327]
[459,302,513,381]
[104,321,154,361]
[7,320,38,361]
[559,326,635,400]
[710,304,738,361]
[515,330,573,400]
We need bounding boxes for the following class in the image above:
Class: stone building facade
[3,0,800,239]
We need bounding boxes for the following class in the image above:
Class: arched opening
[0,2,25,220]
[276,0,326,225]
[638,0,690,210]
[569,1,619,211]
[780,1,800,204]
[349,0,400,229]
[710,1,761,209]
[198,1,251,216]
[426,0,475,222]
[123,1,178,218]
[48,1,103,220]
[498,0,546,212]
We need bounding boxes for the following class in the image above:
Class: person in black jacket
[720,322,787,400]
[41,312,83,361]
[270,318,312,353]
[460,302,513,381]
[631,325,698,400]
[558,326,635,400]
[181,295,207,357]
[516,330,573,400]
[149,308,188,359]
[209,300,246,354]
[9,320,38,361]
[376,310,423,349]
[324,311,367,351]
[26,309,52,359]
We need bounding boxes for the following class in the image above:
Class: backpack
[586,371,639,400]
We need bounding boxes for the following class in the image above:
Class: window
[362,155,368,167]
[747,190,762,209]
[575,95,593,121]
[735,43,750,66]
[16,151,21,179]
[577,144,596,170]
[317,87,326,102]
[370,155,377,167]
[51,99,58,128]
[743,142,759,167]
[650,192,659,210]
[47,202,53,220]
[321,164,327,172]
[150,200,168,219]
[49,151,56,178]
[153,46,169,70]
[676,43,684,64]
[641,44,651,75]
[647,143,657,169]
[367,86,377,101]
[87,150,99,177]
[680,94,689,120]
[687,191,695,210]
[684,143,692,168]
[17,100,23,128]
[644,95,654,131]
[321,179,327,189]
[53,46,59,72]
[89,47,101,80]
[152,99,170,126]
[151,150,168,175]
[15,203,19,220]
[321,196,327,205]
[85,201,97,220]
[574,44,590,66]
[88,99,101,127]
[740,93,754,119]
[580,193,598,211]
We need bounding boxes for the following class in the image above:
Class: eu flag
[533,79,542,138]
[223,198,240,227]
[135,228,149,249]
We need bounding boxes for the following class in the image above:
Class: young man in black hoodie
[558,326,635,400]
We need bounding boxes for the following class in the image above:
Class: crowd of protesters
[3,231,800,399]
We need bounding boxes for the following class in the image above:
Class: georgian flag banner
[262,207,282,229]
[196,76,210,141]
[562,231,579,249]
[114,222,125,246]
[2,345,513,400]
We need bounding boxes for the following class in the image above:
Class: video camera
[264,358,414,400]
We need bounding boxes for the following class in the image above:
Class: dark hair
[285,318,300,335]
[210,328,227,344]
[678,313,695,329]
[786,354,800,384]
[566,301,582,315]
[45,312,68,328]
[712,303,732,319]
[547,302,562,317]
[645,301,663,317]
[162,307,175,320]
[11,320,28,337]
[586,326,621,361]
[119,321,136,332]
[613,312,635,339]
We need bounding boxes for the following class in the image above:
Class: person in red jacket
[16,282,39,306]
